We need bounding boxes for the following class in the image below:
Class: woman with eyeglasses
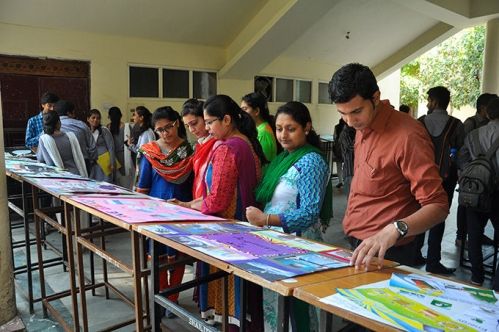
[174,94,266,330]
[87,109,115,183]
[135,106,194,317]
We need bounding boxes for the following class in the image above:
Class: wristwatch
[393,220,408,238]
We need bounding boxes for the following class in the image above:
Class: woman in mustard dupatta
[135,106,193,316]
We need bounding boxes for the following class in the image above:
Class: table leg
[151,239,162,332]
[73,205,89,332]
[277,295,290,332]
[132,231,144,331]
[239,278,246,332]
[21,181,34,313]
[64,202,80,331]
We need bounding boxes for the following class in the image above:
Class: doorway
[0,55,90,147]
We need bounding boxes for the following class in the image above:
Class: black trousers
[465,192,499,284]
[348,237,420,267]
[416,169,457,267]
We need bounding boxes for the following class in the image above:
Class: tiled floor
[11,177,497,331]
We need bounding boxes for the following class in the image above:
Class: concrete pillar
[482,18,499,93]
[0,89,17,325]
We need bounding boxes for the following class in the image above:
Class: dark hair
[476,93,498,111]
[40,92,59,104]
[204,94,267,164]
[152,106,187,139]
[54,100,75,116]
[485,97,499,120]
[242,92,280,152]
[87,109,103,134]
[399,104,410,113]
[181,98,204,117]
[241,92,273,124]
[132,106,152,143]
[43,111,60,135]
[328,63,379,103]
[275,101,321,149]
[427,86,451,110]
[108,106,122,135]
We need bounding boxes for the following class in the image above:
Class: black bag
[419,115,460,179]
[458,131,499,212]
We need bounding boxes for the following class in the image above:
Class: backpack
[458,130,499,213]
[419,115,460,179]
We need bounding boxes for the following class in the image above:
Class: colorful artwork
[5,159,83,179]
[67,196,226,223]
[253,230,336,252]
[139,222,261,236]
[201,232,305,257]
[231,258,304,282]
[28,178,132,195]
[275,252,350,269]
[336,287,475,332]
[321,248,353,263]
[321,273,499,332]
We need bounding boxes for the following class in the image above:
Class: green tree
[400,25,485,111]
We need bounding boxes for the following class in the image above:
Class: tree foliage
[400,25,485,111]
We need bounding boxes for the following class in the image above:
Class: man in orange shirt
[328,63,449,269]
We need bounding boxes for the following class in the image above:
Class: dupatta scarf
[192,137,216,199]
[138,140,193,184]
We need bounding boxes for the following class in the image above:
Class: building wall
[0,22,348,134]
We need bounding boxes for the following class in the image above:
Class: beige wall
[0,23,342,133]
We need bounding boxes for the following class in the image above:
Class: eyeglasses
[204,118,220,127]
[155,120,177,134]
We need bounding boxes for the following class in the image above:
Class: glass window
[318,82,331,104]
[275,78,293,102]
[193,71,217,99]
[163,69,189,98]
[295,80,311,103]
[129,66,159,98]
[254,76,274,102]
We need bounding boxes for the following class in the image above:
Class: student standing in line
[54,100,97,174]
[241,92,277,161]
[107,107,127,186]
[175,95,265,330]
[246,101,331,332]
[457,97,499,287]
[37,111,87,177]
[26,92,59,152]
[135,106,193,317]
[125,106,155,169]
[87,109,115,182]
[179,99,217,200]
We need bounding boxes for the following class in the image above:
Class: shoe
[336,182,343,188]
[470,279,483,287]
[426,263,456,275]
[413,255,426,267]
[482,235,494,246]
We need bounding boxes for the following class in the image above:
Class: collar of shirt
[361,100,392,137]
[432,108,448,115]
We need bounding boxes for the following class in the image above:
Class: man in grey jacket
[458,96,499,288]
[54,100,97,173]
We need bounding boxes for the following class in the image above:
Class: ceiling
[1,0,498,78]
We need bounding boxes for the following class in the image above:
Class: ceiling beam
[219,0,339,79]
[391,0,469,27]
[372,22,456,78]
